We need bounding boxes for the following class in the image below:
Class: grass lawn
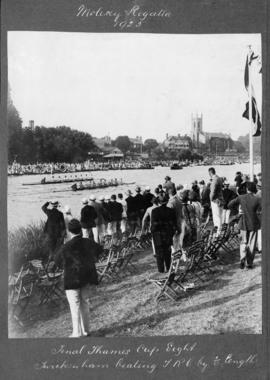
[9,247,262,338]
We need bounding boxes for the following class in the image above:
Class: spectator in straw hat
[143,186,155,210]
[80,198,97,240]
[42,199,66,258]
[126,190,138,235]
[63,205,73,243]
[163,176,176,194]
[89,195,105,244]
[222,181,237,224]
[167,187,183,253]
[55,219,101,338]
[118,193,128,234]
[133,186,145,225]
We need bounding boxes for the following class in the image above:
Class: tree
[234,140,246,154]
[143,139,159,154]
[151,146,165,160]
[237,134,261,155]
[8,100,23,163]
[114,136,131,155]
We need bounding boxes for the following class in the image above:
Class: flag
[242,96,262,136]
[243,50,262,136]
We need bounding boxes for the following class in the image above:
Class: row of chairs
[96,232,152,282]
[149,221,240,302]
[8,259,64,326]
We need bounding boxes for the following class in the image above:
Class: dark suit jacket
[55,235,101,289]
[80,205,97,228]
[200,186,210,207]
[228,193,261,231]
[126,196,137,220]
[107,201,123,222]
[222,188,237,209]
[42,202,66,239]
[143,192,154,210]
[151,204,177,246]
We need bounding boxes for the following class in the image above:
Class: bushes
[8,221,50,273]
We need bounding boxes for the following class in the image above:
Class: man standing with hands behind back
[208,167,224,235]
[55,218,101,337]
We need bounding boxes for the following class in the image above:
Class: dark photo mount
[0,0,269,379]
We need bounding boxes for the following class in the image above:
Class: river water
[8,163,261,231]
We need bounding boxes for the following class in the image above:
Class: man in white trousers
[208,167,224,235]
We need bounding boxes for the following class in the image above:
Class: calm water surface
[8,163,261,231]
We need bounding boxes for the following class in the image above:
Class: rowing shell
[52,182,136,193]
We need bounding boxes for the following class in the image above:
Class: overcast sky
[8,32,262,142]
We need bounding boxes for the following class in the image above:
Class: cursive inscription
[76,4,171,29]
[34,342,259,375]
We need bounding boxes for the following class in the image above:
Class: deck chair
[119,237,140,273]
[148,250,183,302]
[9,269,38,326]
[175,241,206,287]
[96,247,117,282]
[29,259,63,305]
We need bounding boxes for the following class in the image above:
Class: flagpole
[248,47,254,181]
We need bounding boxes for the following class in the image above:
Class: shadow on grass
[90,282,261,337]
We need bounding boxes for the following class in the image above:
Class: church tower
[191,113,203,148]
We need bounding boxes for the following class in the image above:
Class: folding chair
[148,250,183,302]
[30,259,64,305]
[96,247,116,282]
[9,270,38,326]
[175,241,206,287]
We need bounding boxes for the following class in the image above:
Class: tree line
[8,102,97,164]
[8,98,256,164]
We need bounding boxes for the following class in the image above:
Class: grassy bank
[8,221,49,273]
[9,245,262,338]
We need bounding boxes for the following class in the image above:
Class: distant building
[93,135,112,150]
[29,120,35,130]
[130,136,143,152]
[103,147,124,159]
[191,114,206,148]
[163,134,190,151]
[191,113,231,154]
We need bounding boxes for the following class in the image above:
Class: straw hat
[63,205,71,214]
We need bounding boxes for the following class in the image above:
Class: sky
[8,32,262,142]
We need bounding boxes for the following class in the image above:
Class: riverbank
[9,245,262,338]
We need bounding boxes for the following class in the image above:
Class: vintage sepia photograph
[7,31,262,338]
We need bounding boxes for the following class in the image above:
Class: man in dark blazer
[55,219,101,337]
[107,194,123,236]
[80,198,97,240]
[42,200,66,257]
[199,180,211,222]
[228,182,261,269]
[151,193,178,273]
